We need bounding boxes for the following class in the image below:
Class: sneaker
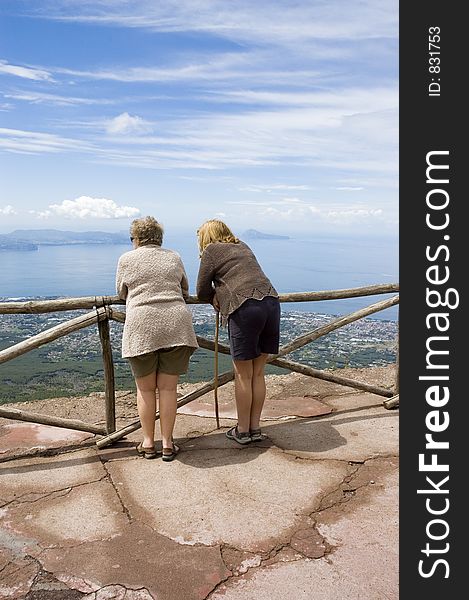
[226,425,252,445]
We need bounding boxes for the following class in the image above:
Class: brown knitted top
[196,241,278,322]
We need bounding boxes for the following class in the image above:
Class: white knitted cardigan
[116,245,198,358]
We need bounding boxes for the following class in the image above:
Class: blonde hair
[130,216,164,246]
[197,219,239,254]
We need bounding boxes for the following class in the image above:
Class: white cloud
[262,202,318,220]
[106,112,152,134]
[0,88,397,183]
[228,197,309,207]
[0,60,53,81]
[61,58,206,83]
[4,91,115,106]
[239,184,311,193]
[74,98,396,176]
[55,52,319,86]
[35,196,140,220]
[37,1,398,45]
[0,205,17,215]
[126,95,396,171]
[0,2,397,236]
[0,127,94,154]
[335,186,364,191]
[326,207,383,221]
[232,197,386,225]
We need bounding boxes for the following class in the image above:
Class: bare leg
[157,372,179,449]
[232,359,254,433]
[135,371,157,448]
[250,353,269,430]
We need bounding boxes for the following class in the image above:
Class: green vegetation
[0,308,397,405]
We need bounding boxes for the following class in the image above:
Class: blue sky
[0,0,398,237]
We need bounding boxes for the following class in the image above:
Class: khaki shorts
[127,346,195,379]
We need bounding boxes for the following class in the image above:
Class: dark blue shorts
[228,296,281,361]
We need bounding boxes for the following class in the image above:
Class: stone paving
[0,367,398,599]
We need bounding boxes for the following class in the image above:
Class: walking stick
[214,309,220,428]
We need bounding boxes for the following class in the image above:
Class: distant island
[242,229,290,241]
[0,229,128,250]
[0,237,38,251]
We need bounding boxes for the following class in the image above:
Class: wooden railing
[0,284,399,447]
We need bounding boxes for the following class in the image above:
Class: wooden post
[213,311,220,428]
[98,315,116,434]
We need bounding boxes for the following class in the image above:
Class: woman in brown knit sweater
[117,216,198,460]
[196,220,280,444]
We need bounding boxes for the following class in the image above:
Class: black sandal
[162,443,180,462]
[136,442,158,459]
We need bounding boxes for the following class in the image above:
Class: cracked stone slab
[2,480,128,548]
[263,394,398,461]
[0,368,398,600]
[262,546,304,566]
[0,547,39,599]
[107,447,349,553]
[0,449,107,505]
[39,521,230,600]
[221,547,263,576]
[0,423,94,460]
[221,545,303,576]
[23,569,86,599]
[82,585,154,599]
[211,460,398,599]
[289,527,330,558]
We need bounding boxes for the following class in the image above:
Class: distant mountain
[242,229,290,240]
[1,227,290,249]
[2,229,129,246]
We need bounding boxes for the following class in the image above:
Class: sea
[0,233,399,320]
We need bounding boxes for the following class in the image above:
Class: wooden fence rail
[0,308,108,365]
[0,284,399,445]
[0,284,399,314]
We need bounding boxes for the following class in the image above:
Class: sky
[0,0,398,238]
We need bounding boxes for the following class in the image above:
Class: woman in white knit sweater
[116,217,198,460]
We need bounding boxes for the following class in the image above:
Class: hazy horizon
[0,225,399,241]
[0,226,399,245]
